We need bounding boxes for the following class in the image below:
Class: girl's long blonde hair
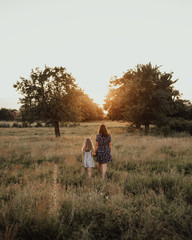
[82,138,95,152]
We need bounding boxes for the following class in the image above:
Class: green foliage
[171,99,192,120]
[77,92,104,121]
[105,63,181,134]
[22,122,30,128]
[13,66,104,137]
[60,122,80,127]
[153,125,173,137]
[45,122,53,127]
[12,122,22,128]
[0,108,18,121]
[168,118,192,134]
[153,118,192,136]
[13,66,80,127]
[0,122,10,128]
[35,122,43,128]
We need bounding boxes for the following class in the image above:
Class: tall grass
[0,121,192,239]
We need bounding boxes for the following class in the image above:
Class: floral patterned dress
[96,134,112,164]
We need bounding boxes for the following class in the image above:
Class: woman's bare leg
[102,164,107,179]
[98,163,102,173]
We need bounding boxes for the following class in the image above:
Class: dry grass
[0,121,192,239]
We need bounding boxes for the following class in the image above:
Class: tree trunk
[54,121,60,137]
[145,123,149,135]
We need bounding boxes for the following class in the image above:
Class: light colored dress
[84,150,95,168]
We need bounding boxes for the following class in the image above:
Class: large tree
[14,66,83,137]
[104,63,180,134]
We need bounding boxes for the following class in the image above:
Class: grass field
[0,121,192,240]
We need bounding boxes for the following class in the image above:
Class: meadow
[0,121,192,240]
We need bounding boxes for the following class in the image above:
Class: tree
[0,108,18,121]
[14,66,82,137]
[77,92,104,121]
[0,108,12,121]
[104,63,180,135]
[171,99,192,120]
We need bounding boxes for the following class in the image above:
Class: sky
[0,0,192,110]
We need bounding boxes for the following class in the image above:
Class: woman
[95,124,112,178]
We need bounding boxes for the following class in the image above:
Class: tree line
[13,63,192,137]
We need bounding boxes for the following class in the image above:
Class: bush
[60,122,80,127]
[35,122,43,127]
[126,124,137,133]
[69,123,80,127]
[21,122,29,127]
[153,125,173,137]
[154,118,192,136]
[45,122,53,127]
[12,122,22,128]
[0,123,10,128]
[168,118,192,135]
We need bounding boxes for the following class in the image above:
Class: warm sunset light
[1,2,192,238]
[1,0,192,109]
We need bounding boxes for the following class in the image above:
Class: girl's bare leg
[87,168,92,178]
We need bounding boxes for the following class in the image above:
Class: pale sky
[0,0,192,110]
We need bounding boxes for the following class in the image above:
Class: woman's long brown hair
[98,124,109,137]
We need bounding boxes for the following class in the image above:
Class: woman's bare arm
[95,142,98,153]
[109,142,112,151]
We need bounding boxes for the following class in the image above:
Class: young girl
[82,138,95,178]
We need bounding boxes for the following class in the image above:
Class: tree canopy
[0,108,18,121]
[77,91,104,121]
[14,66,103,136]
[104,63,181,134]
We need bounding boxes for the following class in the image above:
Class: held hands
[92,151,97,157]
